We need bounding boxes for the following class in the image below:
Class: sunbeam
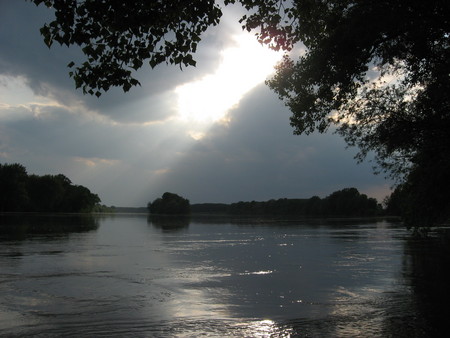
[175,34,282,129]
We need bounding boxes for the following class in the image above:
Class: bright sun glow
[175,34,282,126]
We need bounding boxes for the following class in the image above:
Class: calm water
[1,214,449,337]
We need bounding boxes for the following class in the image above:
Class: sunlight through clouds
[73,157,120,168]
[0,2,393,208]
[175,34,282,128]
[0,74,123,128]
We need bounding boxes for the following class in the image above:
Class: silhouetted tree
[384,185,406,217]
[62,184,101,212]
[27,0,450,226]
[323,188,379,217]
[305,196,323,216]
[148,192,190,215]
[0,163,100,212]
[29,0,222,96]
[190,203,230,214]
[262,0,450,226]
[0,163,29,212]
[27,174,68,211]
[228,188,380,216]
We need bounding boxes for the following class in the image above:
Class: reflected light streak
[245,319,293,337]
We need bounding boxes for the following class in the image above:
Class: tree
[62,184,101,212]
[29,0,222,96]
[148,192,190,215]
[29,1,450,226]
[261,0,450,226]
[323,188,379,217]
[0,163,29,212]
[27,174,66,211]
[0,163,101,212]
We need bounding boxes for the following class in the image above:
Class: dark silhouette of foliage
[0,163,29,212]
[323,188,379,217]
[0,213,99,239]
[0,163,100,213]
[260,0,450,227]
[148,192,190,215]
[227,188,380,217]
[28,0,450,226]
[30,0,222,96]
[190,203,230,214]
[386,164,450,228]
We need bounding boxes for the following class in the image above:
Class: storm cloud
[0,1,391,207]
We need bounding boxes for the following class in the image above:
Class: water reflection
[0,213,99,240]
[401,228,450,336]
[0,215,448,336]
[147,214,190,232]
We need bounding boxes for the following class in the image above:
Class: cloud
[0,2,247,125]
[0,2,392,207]
[147,84,391,204]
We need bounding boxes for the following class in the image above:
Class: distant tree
[305,196,323,216]
[323,188,379,217]
[27,174,65,211]
[148,192,190,215]
[92,204,115,213]
[62,184,101,212]
[227,189,380,217]
[0,163,29,212]
[0,163,100,213]
[190,203,230,214]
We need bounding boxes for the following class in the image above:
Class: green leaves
[40,25,52,47]
[32,0,223,95]
[183,54,196,67]
[148,192,190,215]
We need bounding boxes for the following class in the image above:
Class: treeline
[227,188,380,217]
[148,192,190,215]
[0,163,100,213]
[184,188,381,217]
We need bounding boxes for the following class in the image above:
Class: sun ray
[175,34,282,127]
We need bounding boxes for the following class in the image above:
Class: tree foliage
[257,0,450,227]
[0,163,29,212]
[229,188,380,217]
[148,192,190,215]
[0,163,101,212]
[28,0,450,226]
[30,0,222,96]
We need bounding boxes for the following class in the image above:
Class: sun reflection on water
[238,270,274,276]
[245,319,293,337]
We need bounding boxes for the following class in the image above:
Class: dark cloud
[0,1,238,124]
[0,2,391,206]
[1,104,185,163]
[149,84,390,204]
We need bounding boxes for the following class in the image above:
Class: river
[1,213,449,337]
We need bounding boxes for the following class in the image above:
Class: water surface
[1,214,449,336]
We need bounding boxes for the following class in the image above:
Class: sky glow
[0,2,392,206]
[175,34,282,126]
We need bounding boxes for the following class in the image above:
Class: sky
[0,1,392,207]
